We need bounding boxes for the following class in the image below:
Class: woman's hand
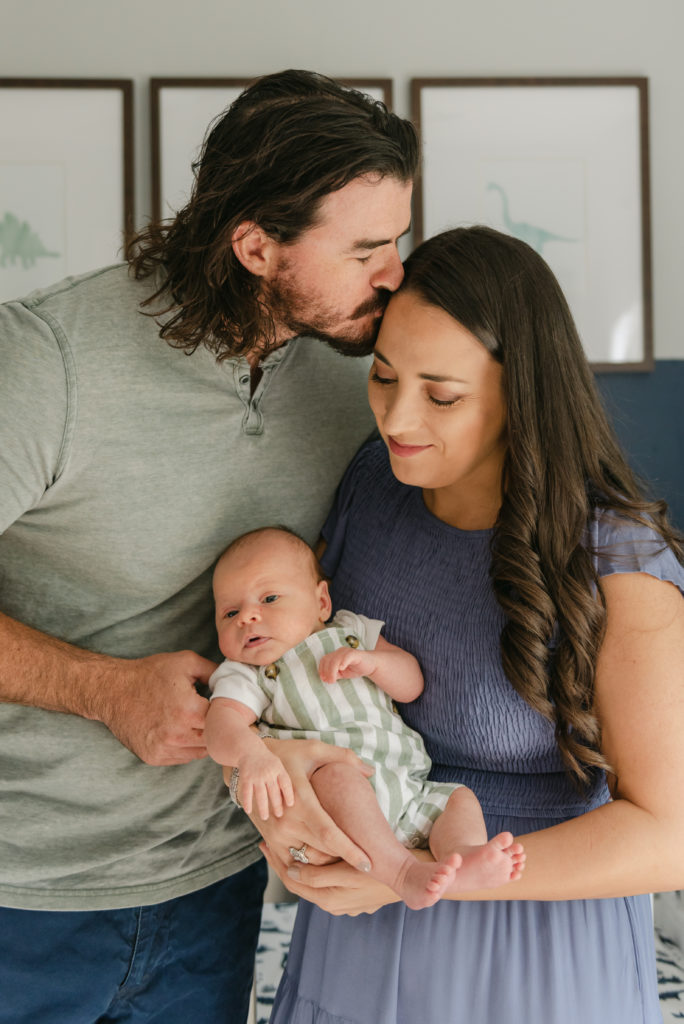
[226,737,374,870]
[260,841,399,916]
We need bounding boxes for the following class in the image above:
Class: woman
[260,226,684,1023]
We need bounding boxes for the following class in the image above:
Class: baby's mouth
[245,634,269,648]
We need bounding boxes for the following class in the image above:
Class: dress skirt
[269,811,661,1024]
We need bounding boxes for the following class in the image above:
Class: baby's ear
[317,579,332,622]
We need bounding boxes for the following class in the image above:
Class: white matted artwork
[0,79,133,303]
[412,78,653,371]
[150,77,393,223]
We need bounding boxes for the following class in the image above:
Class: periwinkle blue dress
[270,442,683,1024]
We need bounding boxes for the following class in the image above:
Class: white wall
[2,0,682,357]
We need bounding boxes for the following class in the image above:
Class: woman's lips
[388,437,431,457]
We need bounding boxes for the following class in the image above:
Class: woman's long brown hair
[402,226,683,785]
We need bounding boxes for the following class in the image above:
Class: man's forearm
[0,610,215,765]
[0,610,118,719]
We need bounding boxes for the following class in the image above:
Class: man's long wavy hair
[401,226,683,785]
[127,70,418,360]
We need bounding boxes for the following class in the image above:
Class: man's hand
[95,650,216,765]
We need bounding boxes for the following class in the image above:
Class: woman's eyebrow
[373,348,393,366]
[420,373,469,384]
[374,349,468,384]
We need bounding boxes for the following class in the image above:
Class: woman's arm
[231,737,376,871]
[266,571,684,912]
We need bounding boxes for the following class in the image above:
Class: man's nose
[370,248,404,293]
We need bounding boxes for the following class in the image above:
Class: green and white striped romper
[209,610,460,847]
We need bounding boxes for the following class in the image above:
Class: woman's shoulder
[589,507,684,594]
[327,440,399,512]
[321,440,411,576]
[343,439,392,483]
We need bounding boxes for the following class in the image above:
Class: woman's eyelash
[429,395,460,408]
[371,369,461,407]
[369,370,395,385]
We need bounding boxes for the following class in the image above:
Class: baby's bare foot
[448,832,526,892]
[397,852,463,910]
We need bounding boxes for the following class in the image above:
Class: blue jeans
[0,858,268,1024]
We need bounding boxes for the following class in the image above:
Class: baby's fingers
[240,781,255,816]
[318,651,342,684]
[280,772,295,809]
[254,783,272,821]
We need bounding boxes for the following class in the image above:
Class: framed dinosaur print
[0,79,134,303]
[151,77,393,223]
[411,78,652,371]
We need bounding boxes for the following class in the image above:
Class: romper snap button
[345,635,359,649]
[264,663,279,679]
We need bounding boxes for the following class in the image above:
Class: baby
[206,526,525,910]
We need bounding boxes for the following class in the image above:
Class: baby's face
[213,533,331,666]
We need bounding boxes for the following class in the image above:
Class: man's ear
[231,221,278,278]
[317,579,333,623]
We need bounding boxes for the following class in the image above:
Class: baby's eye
[224,609,238,619]
[263,594,279,604]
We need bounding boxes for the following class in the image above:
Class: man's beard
[263,275,390,357]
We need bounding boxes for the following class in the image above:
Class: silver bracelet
[228,765,242,808]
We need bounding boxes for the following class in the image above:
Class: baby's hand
[319,647,377,684]
[238,749,294,820]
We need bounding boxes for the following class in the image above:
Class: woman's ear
[231,221,278,278]
[317,580,333,622]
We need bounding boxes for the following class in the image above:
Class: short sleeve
[332,609,385,650]
[590,510,684,596]
[0,299,70,532]
[208,660,273,718]
[321,441,382,579]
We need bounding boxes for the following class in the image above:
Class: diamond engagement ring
[289,844,310,864]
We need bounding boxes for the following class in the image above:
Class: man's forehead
[311,176,412,236]
[346,224,412,254]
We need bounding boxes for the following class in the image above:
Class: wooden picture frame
[412,77,653,371]
[0,78,134,302]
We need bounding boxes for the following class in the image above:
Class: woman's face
[368,290,507,525]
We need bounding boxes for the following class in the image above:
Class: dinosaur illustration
[487,183,577,254]
[0,211,60,268]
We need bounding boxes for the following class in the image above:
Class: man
[0,70,416,1023]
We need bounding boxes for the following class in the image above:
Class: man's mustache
[351,291,391,321]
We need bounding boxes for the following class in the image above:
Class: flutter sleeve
[332,609,385,651]
[208,660,273,719]
[590,510,684,596]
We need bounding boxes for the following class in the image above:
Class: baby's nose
[238,604,261,625]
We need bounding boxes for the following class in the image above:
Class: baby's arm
[319,635,423,702]
[205,697,294,819]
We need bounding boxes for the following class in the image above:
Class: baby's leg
[311,762,461,910]
[429,787,525,891]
